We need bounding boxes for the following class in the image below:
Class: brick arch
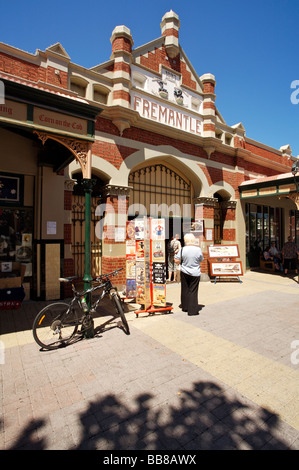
[118,147,210,196]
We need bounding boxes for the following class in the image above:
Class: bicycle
[32,268,130,350]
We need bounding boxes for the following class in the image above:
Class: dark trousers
[180,271,201,315]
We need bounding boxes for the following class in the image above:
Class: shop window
[0,207,33,277]
[289,209,299,245]
[246,203,282,267]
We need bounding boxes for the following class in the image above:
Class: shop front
[240,172,299,268]
[0,76,101,301]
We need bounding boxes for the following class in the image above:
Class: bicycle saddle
[58,276,78,283]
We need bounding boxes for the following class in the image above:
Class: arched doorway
[128,162,192,238]
[213,191,232,245]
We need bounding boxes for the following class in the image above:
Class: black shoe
[188,312,199,316]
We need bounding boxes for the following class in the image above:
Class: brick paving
[0,270,299,450]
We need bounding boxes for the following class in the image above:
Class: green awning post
[82,178,96,338]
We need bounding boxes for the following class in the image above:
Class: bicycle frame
[66,268,123,323]
[32,268,128,350]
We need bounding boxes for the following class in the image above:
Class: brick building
[0,10,298,300]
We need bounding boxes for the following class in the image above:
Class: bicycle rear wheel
[32,302,79,350]
[112,294,130,335]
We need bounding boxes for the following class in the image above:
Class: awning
[0,76,103,175]
[239,171,299,209]
[0,76,102,141]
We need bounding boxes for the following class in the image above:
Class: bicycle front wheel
[112,294,130,335]
[33,302,79,350]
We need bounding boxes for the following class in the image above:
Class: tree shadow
[6,380,295,450]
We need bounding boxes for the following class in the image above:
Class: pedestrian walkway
[0,270,299,450]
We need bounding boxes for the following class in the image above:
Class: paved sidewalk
[0,270,299,450]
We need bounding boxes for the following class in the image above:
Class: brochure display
[208,244,243,284]
[126,218,173,317]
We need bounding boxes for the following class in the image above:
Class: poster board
[208,244,240,259]
[208,260,243,277]
[208,244,243,282]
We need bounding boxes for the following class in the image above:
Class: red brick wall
[111,37,132,54]
[139,47,197,90]
[222,228,236,242]
[245,141,293,170]
[64,224,72,244]
[0,52,68,88]
[162,28,179,38]
[92,140,137,170]
[203,82,215,94]
[0,51,44,82]
[112,90,131,103]
[45,66,68,89]
[64,191,72,210]
[101,256,126,285]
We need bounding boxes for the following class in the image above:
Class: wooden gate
[72,194,102,278]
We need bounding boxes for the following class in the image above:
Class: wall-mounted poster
[209,261,243,277]
[115,226,126,242]
[192,219,204,233]
[0,173,23,205]
[208,244,240,259]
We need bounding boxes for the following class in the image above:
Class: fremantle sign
[132,93,203,135]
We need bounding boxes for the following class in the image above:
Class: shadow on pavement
[6,380,291,450]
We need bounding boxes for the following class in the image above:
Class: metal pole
[82,178,95,338]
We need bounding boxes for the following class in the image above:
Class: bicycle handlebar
[95,267,123,282]
[59,267,123,285]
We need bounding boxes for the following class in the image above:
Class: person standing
[173,233,181,283]
[167,234,181,282]
[174,233,204,316]
[282,236,299,275]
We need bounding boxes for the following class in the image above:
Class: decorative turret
[200,73,216,139]
[110,25,133,110]
[160,10,180,58]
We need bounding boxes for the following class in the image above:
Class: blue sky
[1,0,299,157]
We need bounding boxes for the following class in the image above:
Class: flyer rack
[126,217,173,317]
